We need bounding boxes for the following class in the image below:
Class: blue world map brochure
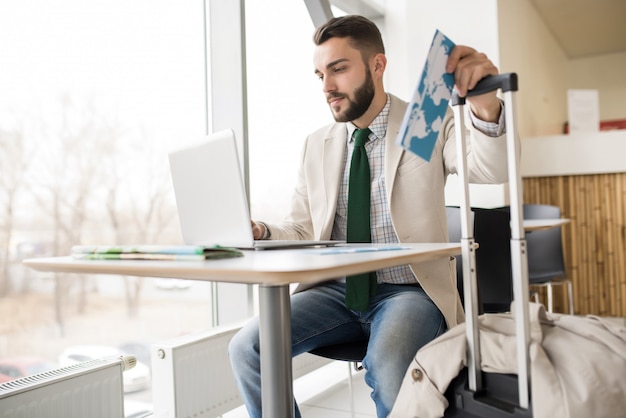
[396,30,456,161]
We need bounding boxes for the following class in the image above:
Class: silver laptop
[168,129,342,250]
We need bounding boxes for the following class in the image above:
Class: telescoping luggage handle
[450,73,532,409]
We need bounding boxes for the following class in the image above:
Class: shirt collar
[346,94,391,143]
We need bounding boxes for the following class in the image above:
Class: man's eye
[333,66,345,73]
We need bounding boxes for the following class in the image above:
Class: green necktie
[345,128,377,311]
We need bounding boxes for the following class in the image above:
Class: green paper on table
[70,245,243,260]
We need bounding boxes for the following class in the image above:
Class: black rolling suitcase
[443,73,532,417]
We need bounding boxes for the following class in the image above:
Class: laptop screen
[168,129,255,248]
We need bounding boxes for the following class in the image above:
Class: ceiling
[317,0,626,60]
[529,0,626,59]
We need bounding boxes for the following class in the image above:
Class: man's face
[314,37,375,123]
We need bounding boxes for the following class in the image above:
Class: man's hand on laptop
[251,220,269,240]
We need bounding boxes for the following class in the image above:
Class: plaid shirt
[331,94,504,284]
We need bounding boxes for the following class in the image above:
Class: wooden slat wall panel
[523,174,626,317]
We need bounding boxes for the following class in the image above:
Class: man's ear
[372,53,387,74]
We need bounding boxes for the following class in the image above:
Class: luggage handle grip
[450,72,518,106]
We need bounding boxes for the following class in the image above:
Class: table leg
[259,284,294,418]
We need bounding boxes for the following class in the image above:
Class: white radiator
[151,322,332,418]
[0,356,134,418]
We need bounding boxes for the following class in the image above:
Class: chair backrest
[472,207,514,312]
[446,206,513,313]
[522,204,566,283]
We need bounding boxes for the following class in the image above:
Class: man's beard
[329,68,375,123]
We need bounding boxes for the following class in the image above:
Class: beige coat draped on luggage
[390,303,626,418]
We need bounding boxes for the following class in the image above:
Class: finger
[446,45,474,73]
[458,62,487,96]
[250,220,261,239]
[454,53,498,96]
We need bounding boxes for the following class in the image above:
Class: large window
[0,0,346,410]
[0,0,207,407]
[246,1,344,222]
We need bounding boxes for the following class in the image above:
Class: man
[229,15,509,417]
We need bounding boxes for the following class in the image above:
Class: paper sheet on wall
[396,30,456,161]
[567,89,599,134]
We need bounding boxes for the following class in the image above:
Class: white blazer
[265,94,510,328]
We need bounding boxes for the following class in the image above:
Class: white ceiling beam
[304,0,386,27]
[330,0,385,19]
[303,0,334,27]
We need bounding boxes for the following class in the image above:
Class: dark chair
[522,204,574,314]
[446,206,514,313]
[309,341,367,364]
[495,204,573,314]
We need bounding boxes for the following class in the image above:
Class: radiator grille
[0,357,128,418]
[151,323,331,418]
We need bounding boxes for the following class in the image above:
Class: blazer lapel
[320,125,347,237]
[385,95,407,203]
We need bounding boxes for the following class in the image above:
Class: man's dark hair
[313,15,385,60]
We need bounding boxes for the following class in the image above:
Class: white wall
[384,0,500,101]
[498,0,626,135]
[383,0,506,208]
[497,0,570,137]
[496,0,626,179]
[568,51,626,121]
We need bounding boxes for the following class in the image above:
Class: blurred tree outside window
[0,1,210,388]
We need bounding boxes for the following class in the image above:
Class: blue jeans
[228,281,446,418]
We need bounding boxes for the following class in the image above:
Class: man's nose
[322,76,336,94]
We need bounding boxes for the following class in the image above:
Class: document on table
[396,29,456,162]
[70,245,243,260]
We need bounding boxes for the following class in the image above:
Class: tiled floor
[223,361,376,417]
